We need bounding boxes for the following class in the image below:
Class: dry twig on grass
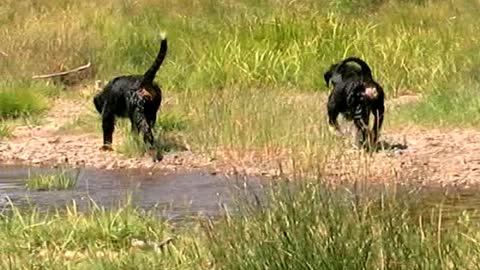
[32,62,92,79]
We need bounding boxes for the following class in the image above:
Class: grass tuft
[0,121,12,138]
[57,112,100,135]
[119,130,187,158]
[25,169,79,191]
[0,90,45,119]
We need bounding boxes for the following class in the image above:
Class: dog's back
[324,62,362,87]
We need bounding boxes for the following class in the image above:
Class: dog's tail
[338,57,373,81]
[141,33,168,86]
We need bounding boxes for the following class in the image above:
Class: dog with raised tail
[93,33,167,161]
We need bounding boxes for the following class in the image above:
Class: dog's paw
[146,148,163,163]
[99,144,114,151]
[152,152,163,163]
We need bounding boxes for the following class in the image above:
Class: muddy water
[1,165,480,222]
[0,165,265,220]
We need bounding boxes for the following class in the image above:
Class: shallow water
[0,165,480,222]
[0,165,265,220]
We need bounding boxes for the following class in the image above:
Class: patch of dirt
[0,95,478,188]
[371,128,480,188]
[320,125,480,188]
[0,99,216,173]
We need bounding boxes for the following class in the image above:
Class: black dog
[93,34,167,161]
[325,57,385,149]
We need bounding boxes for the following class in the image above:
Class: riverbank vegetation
[2,179,480,269]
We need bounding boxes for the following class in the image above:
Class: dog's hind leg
[372,105,385,145]
[327,111,342,136]
[145,108,158,129]
[353,108,370,149]
[132,110,162,162]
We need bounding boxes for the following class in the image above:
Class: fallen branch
[0,50,7,57]
[32,62,91,79]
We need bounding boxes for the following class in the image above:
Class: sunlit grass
[25,169,79,191]
[0,200,208,269]
[205,179,480,270]
[0,121,11,138]
[0,85,47,119]
[392,83,480,128]
[1,0,480,268]
[1,0,479,95]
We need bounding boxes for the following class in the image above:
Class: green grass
[26,169,79,191]
[119,111,188,158]
[0,82,49,119]
[206,180,480,270]
[0,201,208,269]
[155,111,189,133]
[1,0,479,94]
[119,131,187,158]
[393,84,480,127]
[0,80,62,138]
[3,179,480,269]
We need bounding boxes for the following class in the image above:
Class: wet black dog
[325,57,385,148]
[93,34,167,161]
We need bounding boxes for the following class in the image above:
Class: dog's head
[323,63,339,87]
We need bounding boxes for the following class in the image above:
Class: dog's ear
[324,71,332,87]
[324,63,340,87]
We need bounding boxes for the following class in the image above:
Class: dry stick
[0,50,7,57]
[32,62,91,79]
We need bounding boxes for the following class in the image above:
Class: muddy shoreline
[3,99,480,189]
